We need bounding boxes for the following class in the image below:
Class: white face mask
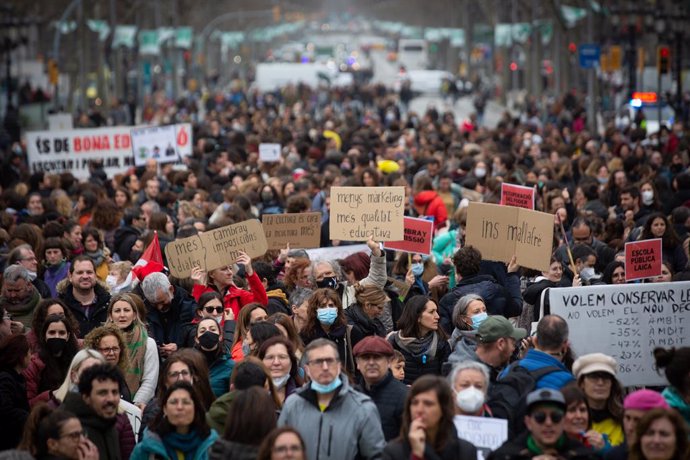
[272,373,291,389]
[474,167,486,178]
[455,386,485,413]
[641,190,654,206]
[106,275,118,288]
[26,271,37,281]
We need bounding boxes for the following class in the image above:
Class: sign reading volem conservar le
[329,186,405,241]
[465,202,553,272]
[549,281,690,386]
[165,219,268,278]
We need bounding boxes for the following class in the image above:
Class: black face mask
[197,331,219,350]
[316,276,338,289]
[129,250,142,263]
[46,337,67,356]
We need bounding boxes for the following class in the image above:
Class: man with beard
[61,364,123,460]
[0,265,41,333]
[58,256,111,337]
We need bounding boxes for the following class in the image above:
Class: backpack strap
[526,365,563,381]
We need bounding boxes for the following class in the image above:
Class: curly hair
[302,288,347,338]
[452,245,481,278]
[91,199,122,231]
[283,258,312,291]
[83,324,129,374]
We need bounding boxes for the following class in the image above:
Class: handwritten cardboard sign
[625,238,663,281]
[262,212,321,250]
[465,202,553,272]
[549,281,690,386]
[329,186,405,241]
[383,216,434,255]
[165,219,268,278]
[259,143,281,162]
[500,183,535,209]
[454,415,508,460]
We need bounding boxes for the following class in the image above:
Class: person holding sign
[638,213,688,274]
[190,251,268,321]
[383,376,477,460]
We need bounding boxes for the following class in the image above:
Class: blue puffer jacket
[499,349,575,390]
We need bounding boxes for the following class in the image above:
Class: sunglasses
[531,411,564,424]
[204,306,224,314]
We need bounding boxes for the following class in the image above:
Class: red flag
[132,231,165,281]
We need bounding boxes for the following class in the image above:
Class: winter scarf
[123,321,147,396]
[392,330,439,357]
[85,249,105,267]
[163,430,206,460]
[1,287,41,329]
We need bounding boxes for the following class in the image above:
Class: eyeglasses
[204,306,224,314]
[60,430,86,441]
[264,354,290,362]
[98,347,120,355]
[307,357,339,367]
[168,369,191,380]
[531,411,564,424]
[273,445,303,454]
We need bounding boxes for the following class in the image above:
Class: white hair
[447,360,491,393]
[141,272,172,301]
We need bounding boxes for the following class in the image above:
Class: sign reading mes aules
[465,202,553,272]
[329,186,405,241]
[550,281,690,386]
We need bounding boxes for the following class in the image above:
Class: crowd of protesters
[0,77,689,460]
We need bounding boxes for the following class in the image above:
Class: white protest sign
[119,399,142,442]
[259,143,281,162]
[454,415,508,460]
[549,281,690,386]
[26,126,135,179]
[48,113,73,131]
[130,123,192,166]
[305,244,369,261]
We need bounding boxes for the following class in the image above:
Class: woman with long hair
[131,381,219,460]
[107,293,159,408]
[345,284,388,348]
[573,353,625,446]
[208,387,278,460]
[383,375,476,460]
[561,384,611,452]
[266,312,305,360]
[300,288,355,374]
[628,408,688,460]
[258,336,304,406]
[0,333,31,450]
[185,291,234,352]
[388,296,450,384]
[230,303,268,361]
[257,427,307,460]
[27,299,80,353]
[639,212,688,274]
[194,318,234,398]
[23,314,80,406]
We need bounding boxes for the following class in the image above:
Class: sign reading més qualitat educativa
[165,219,268,278]
[500,183,535,209]
[262,212,321,250]
[549,281,690,386]
[384,216,434,255]
[465,202,553,272]
[625,238,663,281]
[329,186,405,241]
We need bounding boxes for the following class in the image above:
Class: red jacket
[192,272,268,319]
[22,353,48,406]
[413,190,448,230]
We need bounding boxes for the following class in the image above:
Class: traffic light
[657,46,670,75]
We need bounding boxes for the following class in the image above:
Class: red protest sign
[625,238,663,281]
[500,183,535,209]
[383,217,434,255]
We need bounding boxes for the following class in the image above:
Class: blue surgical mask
[311,376,342,394]
[317,307,338,326]
[411,263,424,277]
[471,312,488,330]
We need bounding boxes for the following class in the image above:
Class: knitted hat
[624,389,670,411]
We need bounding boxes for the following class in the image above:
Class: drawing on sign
[549,281,690,386]
[329,186,405,241]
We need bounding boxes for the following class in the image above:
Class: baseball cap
[477,316,527,343]
[526,388,567,412]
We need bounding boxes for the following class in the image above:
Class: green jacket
[663,386,690,427]
[205,390,236,434]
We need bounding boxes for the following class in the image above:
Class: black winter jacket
[0,369,29,450]
[144,286,197,348]
[59,283,111,338]
[488,432,600,460]
[113,225,141,261]
[357,372,408,441]
[439,273,522,334]
[345,304,386,348]
[388,331,451,385]
[383,425,477,460]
